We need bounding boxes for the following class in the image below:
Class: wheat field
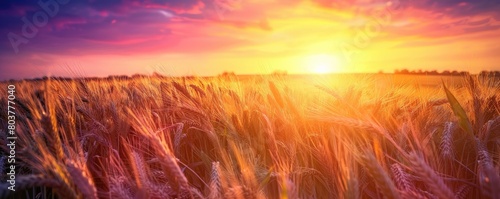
[0,74,499,199]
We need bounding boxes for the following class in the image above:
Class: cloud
[463,24,500,34]
[413,0,500,18]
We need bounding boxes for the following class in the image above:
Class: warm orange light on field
[305,54,341,74]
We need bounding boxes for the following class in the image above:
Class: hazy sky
[1,0,500,79]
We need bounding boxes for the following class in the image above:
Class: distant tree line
[394,69,500,77]
[271,70,288,76]
[394,69,468,76]
[7,69,500,83]
[479,70,500,77]
[219,71,237,77]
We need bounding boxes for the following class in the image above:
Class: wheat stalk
[408,153,454,199]
[481,116,500,141]
[0,174,60,198]
[109,176,134,199]
[314,115,377,131]
[209,161,223,199]
[360,153,400,199]
[399,190,433,199]
[269,81,285,108]
[390,163,414,191]
[66,160,98,199]
[189,84,207,97]
[476,139,500,198]
[41,114,65,161]
[173,123,185,155]
[440,122,455,159]
[428,99,449,107]
[454,185,471,199]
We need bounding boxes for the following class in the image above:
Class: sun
[305,54,341,74]
[313,64,332,74]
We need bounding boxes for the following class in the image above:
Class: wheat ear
[360,154,400,199]
[408,153,454,199]
[390,163,414,191]
[440,122,455,159]
[66,161,98,199]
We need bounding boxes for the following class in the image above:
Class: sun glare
[306,54,340,74]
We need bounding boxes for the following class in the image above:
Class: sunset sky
[1,0,499,79]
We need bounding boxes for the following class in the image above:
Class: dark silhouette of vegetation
[479,70,500,77]
[272,70,288,76]
[4,69,500,83]
[219,71,236,77]
[218,71,237,80]
[394,69,479,76]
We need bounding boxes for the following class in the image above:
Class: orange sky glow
[1,0,499,79]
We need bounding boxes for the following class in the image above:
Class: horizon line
[2,70,500,82]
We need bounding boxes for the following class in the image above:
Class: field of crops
[0,74,499,199]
